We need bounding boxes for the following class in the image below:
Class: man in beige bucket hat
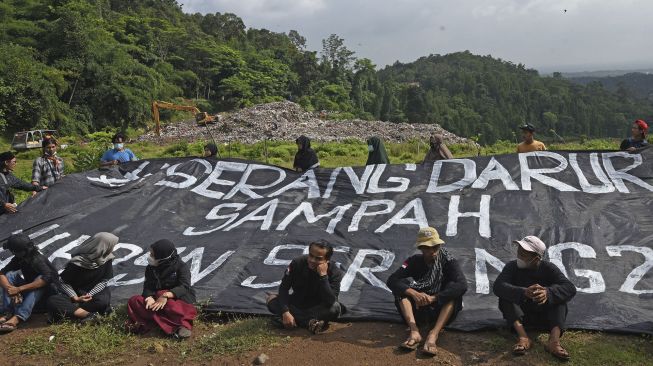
[386,227,467,356]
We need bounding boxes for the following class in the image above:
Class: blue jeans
[1,271,45,321]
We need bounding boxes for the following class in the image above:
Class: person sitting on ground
[266,240,344,334]
[126,239,196,339]
[516,124,547,153]
[493,236,576,361]
[47,232,118,324]
[366,136,390,165]
[422,134,453,164]
[293,135,320,172]
[203,143,218,158]
[100,133,138,167]
[1,151,45,216]
[32,138,64,188]
[620,119,649,152]
[0,234,58,334]
[386,227,467,356]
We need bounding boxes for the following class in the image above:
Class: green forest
[1,0,651,144]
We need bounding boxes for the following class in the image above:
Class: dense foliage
[1,0,651,144]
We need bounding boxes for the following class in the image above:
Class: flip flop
[545,342,571,361]
[0,323,17,334]
[422,343,438,356]
[512,337,532,356]
[399,337,421,350]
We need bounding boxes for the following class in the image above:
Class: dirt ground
[0,314,618,366]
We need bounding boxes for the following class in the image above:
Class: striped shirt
[32,156,64,186]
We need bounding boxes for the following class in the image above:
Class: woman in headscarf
[620,119,649,152]
[46,232,118,323]
[293,136,320,172]
[0,234,58,333]
[1,151,45,215]
[126,239,196,339]
[203,143,218,158]
[366,136,390,165]
[422,134,453,164]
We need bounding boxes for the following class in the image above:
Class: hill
[0,0,651,145]
[568,72,653,101]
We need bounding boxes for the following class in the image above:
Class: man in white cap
[493,236,576,361]
[386,227,467,356]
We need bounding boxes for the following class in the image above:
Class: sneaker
[308,319,329,334]
[79,312,101,325]
[175,327,192,339]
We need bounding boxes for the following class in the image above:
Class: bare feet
[400,330,422,350]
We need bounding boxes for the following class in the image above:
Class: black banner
[1,149,652,334]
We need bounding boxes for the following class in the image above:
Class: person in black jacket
[293,135,319,172]
[0,234,58,333]
[47,232,118,324]
[386,227,467,356]
[493,236,577,361]
[0,151,45,215]
[126,239,197,339]
[266,240,344,334]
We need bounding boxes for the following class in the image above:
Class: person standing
[516,124,547,153]
[620,119,649,151]
[32,138,64,188]
[366,136,390,165]
[422,134,453,163]
[293,136,320,172]
[493,236,577,361]
[100,133,138,167]
[0,151,44,215]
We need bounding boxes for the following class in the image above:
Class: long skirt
[126,290,196,335]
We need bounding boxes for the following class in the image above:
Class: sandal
[0,323,17,334]
[399,337,421,350]
[422,342,438,356]
[308,319,328,334]
[512,337,532,356]
[545,342,570,361]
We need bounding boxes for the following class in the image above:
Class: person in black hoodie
[386,227,467,356]
[493,236,577,361]
[293,136,320,172]
[266,240,344,334]
[1,151,45,215]
[0,233,58,333]
[126,240,196,339]
[47,232,118,324]
[365,136,390,165]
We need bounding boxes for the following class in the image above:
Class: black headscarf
[366,136,390,165]
[149,239,179,277]
[3,233,38,260]
[293,136,319,172]
[204,143,217,157]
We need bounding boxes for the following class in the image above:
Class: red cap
[635,119,648,136]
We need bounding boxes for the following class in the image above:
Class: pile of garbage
[138,101,472,145]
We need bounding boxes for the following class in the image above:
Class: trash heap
[138,101,471,145]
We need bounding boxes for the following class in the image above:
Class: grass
[8,306,282,365]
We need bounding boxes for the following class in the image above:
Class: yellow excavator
[151,101,216,136]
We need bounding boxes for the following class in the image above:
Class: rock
[148,342,165,354]
[139,101,474,146]
[253,353,269,365]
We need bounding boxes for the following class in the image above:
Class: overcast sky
[180,0,652,73]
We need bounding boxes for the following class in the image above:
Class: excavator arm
[152,101,201,136]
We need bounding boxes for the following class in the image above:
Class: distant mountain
[568,73,653,101]
[561,69,653,78]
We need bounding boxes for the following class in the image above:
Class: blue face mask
[114,143,124,150]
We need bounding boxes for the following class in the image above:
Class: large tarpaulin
[1,149,652,334]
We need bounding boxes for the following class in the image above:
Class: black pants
[46,289,111,322]
[499,298,568,332]
[267,296,341,328]
[394,296,461,328]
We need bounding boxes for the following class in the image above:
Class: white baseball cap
[513,236,546,257]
